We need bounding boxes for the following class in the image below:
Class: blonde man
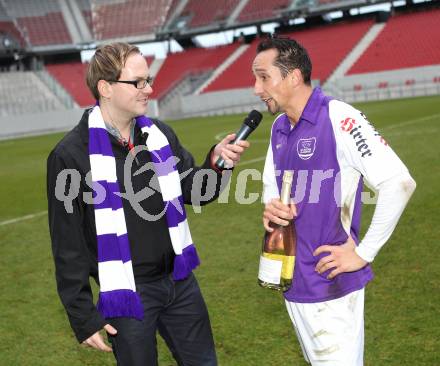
[48,42,249,365]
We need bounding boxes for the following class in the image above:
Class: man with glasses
[47,42,249,365]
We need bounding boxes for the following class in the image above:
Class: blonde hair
[86,42,141,100]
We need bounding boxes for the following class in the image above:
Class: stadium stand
[151,43,240,100]
[46,56,155,107]
[178,0,240,29]
[2,0,72,46]
[0,21,24,47]
[201,41,257,93]
[89,0,174,40]
[237,0,292,23]
[318,0,344,4]
[0,71,63,116]
[145,56,155,68]
[1,0,439,127]
[77,0,93,34]
[164,0,182,24]
[0,3,25,47]
[203,19,373,92]
[348,9,440,74]
[46,62,93,107]
[289,20,374,83]
[0,3,9,20]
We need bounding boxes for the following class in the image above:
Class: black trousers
[108,273,217,366]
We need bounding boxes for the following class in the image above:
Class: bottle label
[258,255,282,285]
[282,255,295,280]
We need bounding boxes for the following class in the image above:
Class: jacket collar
[78,108,143,147]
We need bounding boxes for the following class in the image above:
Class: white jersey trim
[262,113,286,204]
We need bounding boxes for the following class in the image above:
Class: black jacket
[47,110,224,342]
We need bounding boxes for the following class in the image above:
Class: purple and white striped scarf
[88,105,200,320]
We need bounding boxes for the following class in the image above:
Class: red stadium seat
[46,56,155,107]
[348,10,440,74]
[237,0,291,23]
[151,44,239,100]
[1,0,72,46]
[16,12,72,46]
[46,62,93,107]
[90,0,172,40]
[179,0,240,29]
[0,21,26,46]
[204,20,373,92]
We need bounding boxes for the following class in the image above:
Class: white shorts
[285,288,365,366]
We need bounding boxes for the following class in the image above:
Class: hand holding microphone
[214,110,263,170]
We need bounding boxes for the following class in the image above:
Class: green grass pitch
[0,95,439,365]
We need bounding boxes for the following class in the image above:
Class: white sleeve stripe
[262,142,280,204]
[262,115,284,205]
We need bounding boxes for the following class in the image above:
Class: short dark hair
[256,36,312,85]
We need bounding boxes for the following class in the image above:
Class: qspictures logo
[54,146,381,218]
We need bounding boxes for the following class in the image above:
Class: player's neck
[286,86,313,125]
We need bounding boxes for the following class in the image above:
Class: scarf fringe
[97,289,144,320]
[173,245,200,280]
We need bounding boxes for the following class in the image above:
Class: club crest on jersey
[297,137,316,160]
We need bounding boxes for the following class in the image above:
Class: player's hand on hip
[263,198,297,232]
[313,236,368,279]
[82,324,117,352]
[212,133,250,168]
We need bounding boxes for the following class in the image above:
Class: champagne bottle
[258,170,297,291]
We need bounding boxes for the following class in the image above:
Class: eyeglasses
[108,76,154,89]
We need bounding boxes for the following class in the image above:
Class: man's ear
[291,69,303,86]
[97,79,112,99]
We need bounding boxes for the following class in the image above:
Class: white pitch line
[239,156,266,166]
[214,132,227,141]
[382,113,440,131]
[0,210,47,226]
[386,127,439,137]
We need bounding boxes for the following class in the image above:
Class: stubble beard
[268,99,281,115]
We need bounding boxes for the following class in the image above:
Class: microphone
[215,110,263,170]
